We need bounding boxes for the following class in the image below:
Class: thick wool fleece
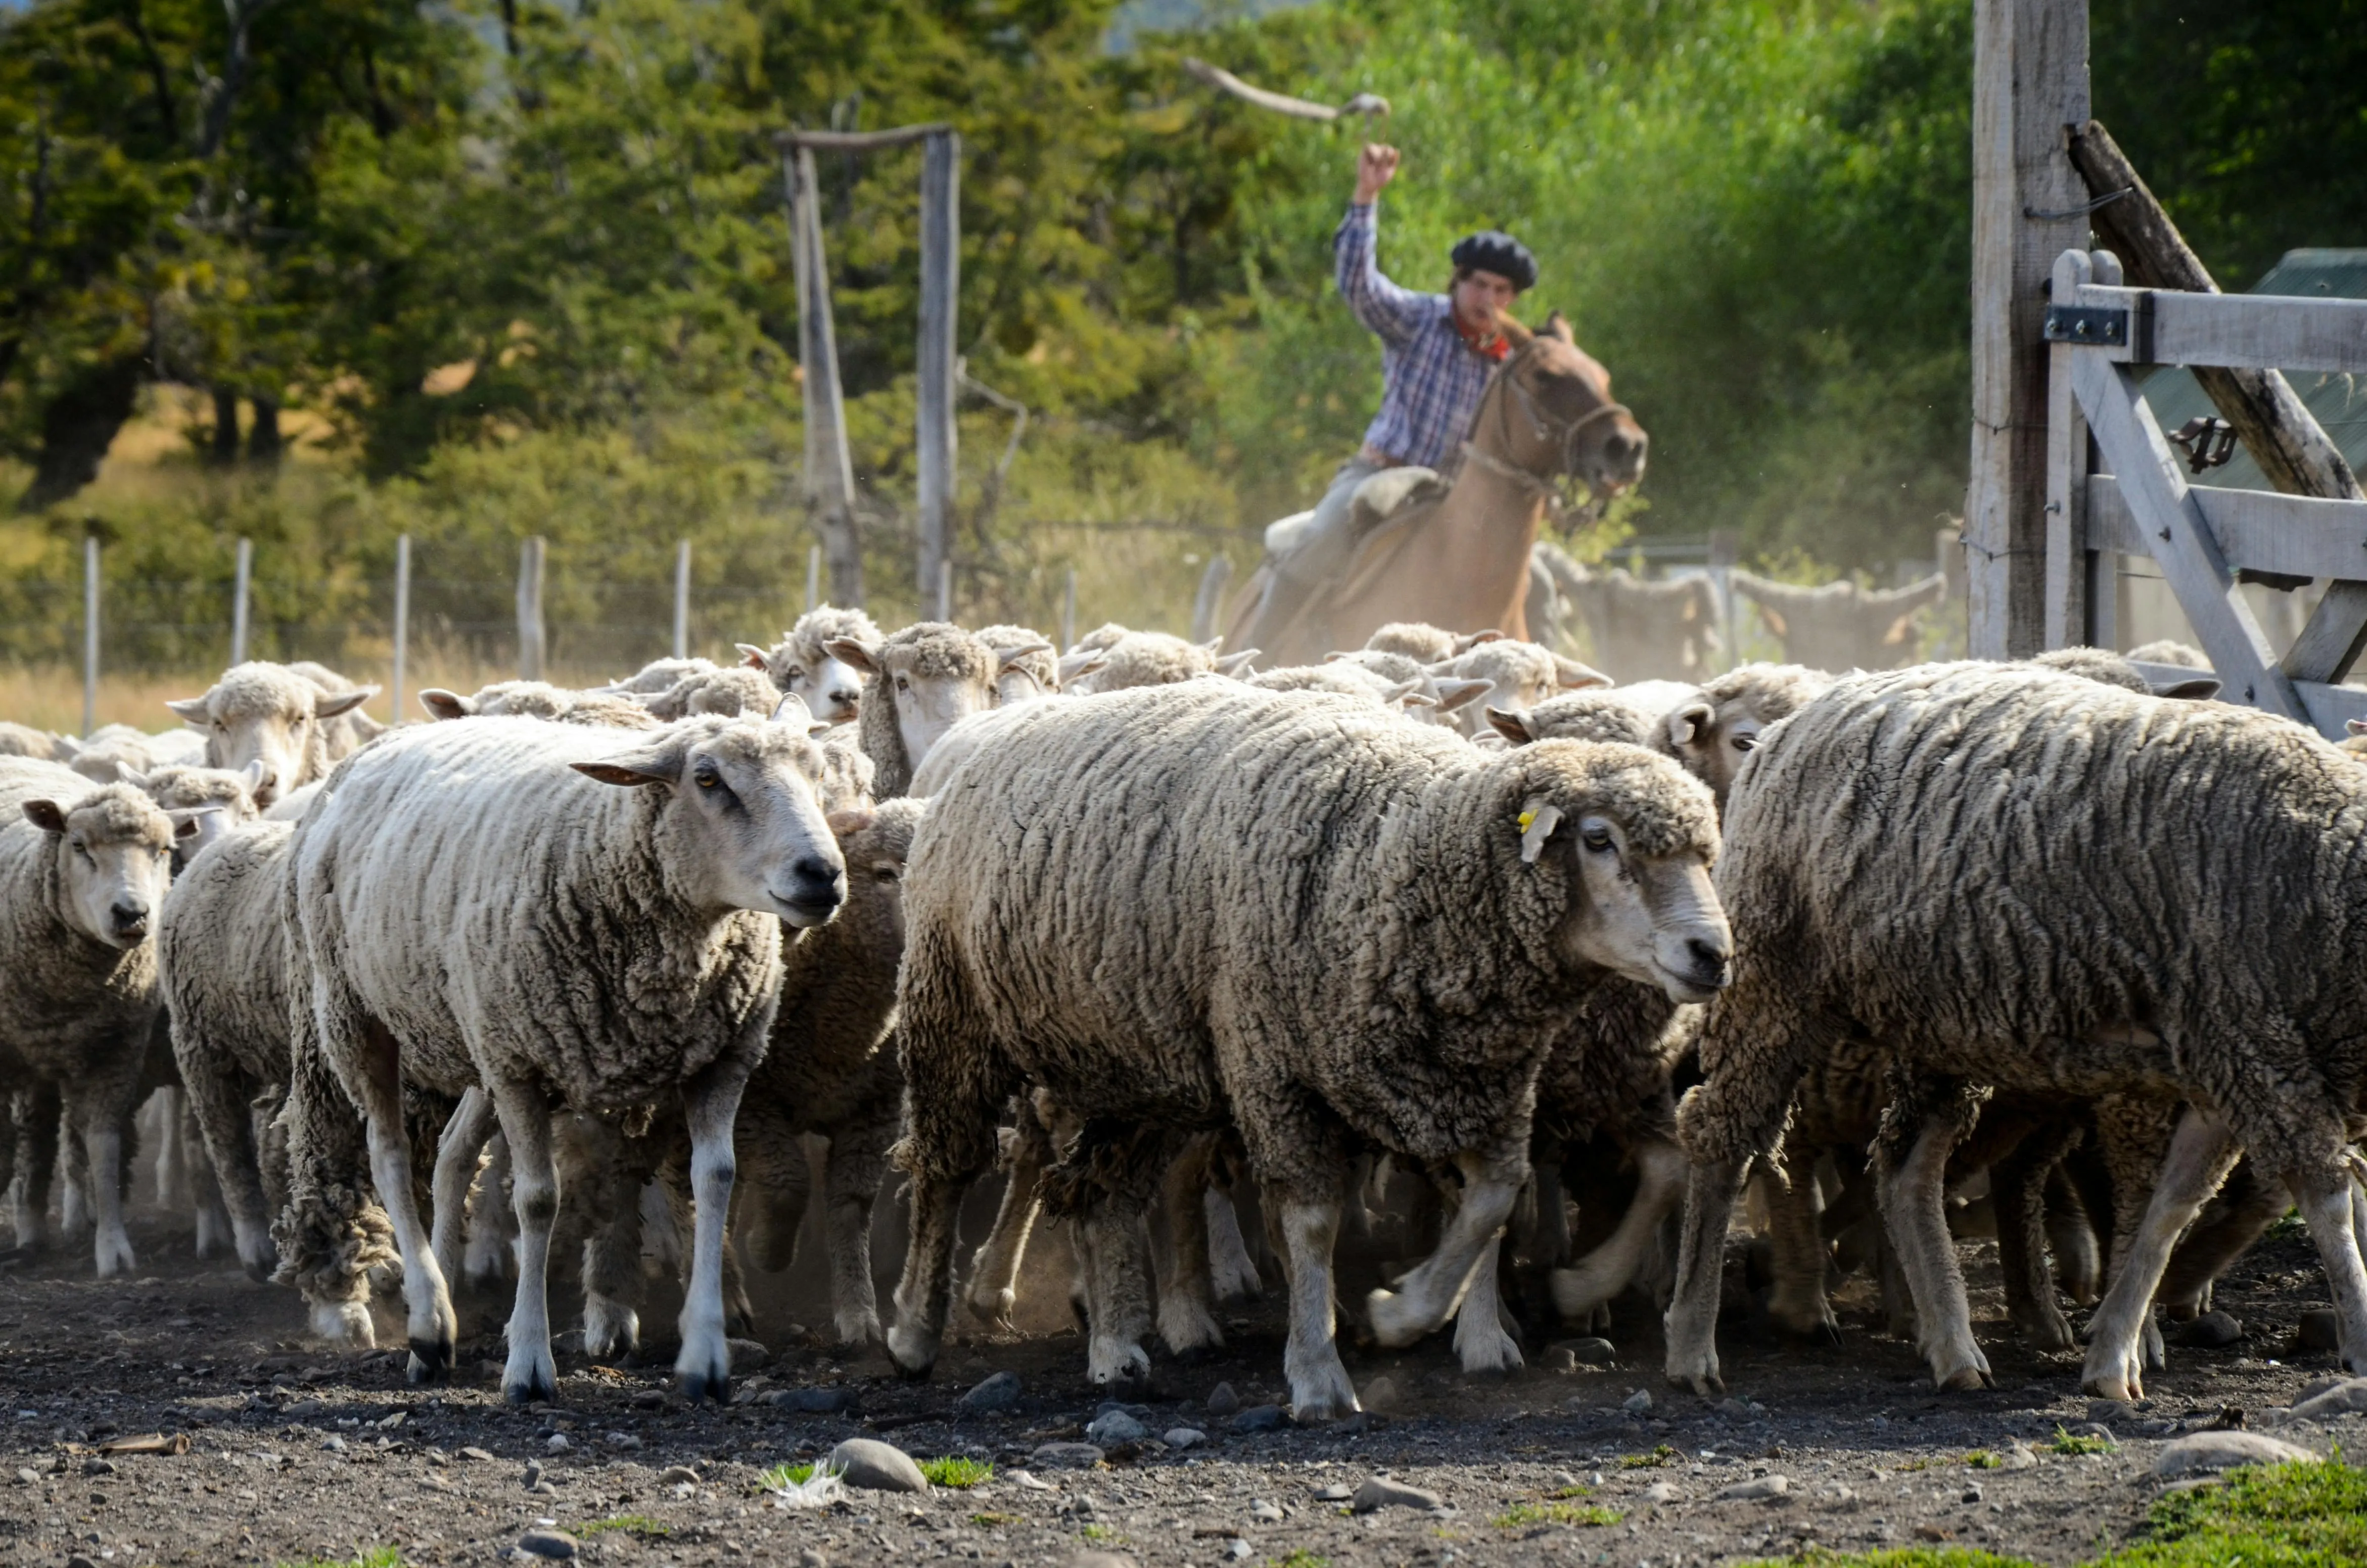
[858,623,1000,800]
[455,681,659,727]
[0,721,70,761]
[644,667,779,720]
[1246,664,1402,708]
[1364,622,1461,663]
[1681,663,2367,1191]
[895,683,1720,1199]
[1076,632,1218,694]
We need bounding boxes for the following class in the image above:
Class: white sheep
[739,606,885,724]
[166,661,380,808]
[281,713,845,1401]
[831,622,1048,799]
[883,682,1730,1415]
[0,761,183,1276]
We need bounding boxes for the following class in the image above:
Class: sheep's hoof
[504,1362,559,1407]
[242,1255,277,1286]
[407,1338,453,1385]
[1936,1364,1991,1393]
[2015,1308,2076,1354]
[675,1365,730,1404]
[2141,1317,2167,1372]
[886,1322,940,1379]
[1088,1337,1153,1392]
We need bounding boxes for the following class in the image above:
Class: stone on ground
[2154,1431,2320,1478]
[827,1437,930,1493]
[1352,1474,1443,1513]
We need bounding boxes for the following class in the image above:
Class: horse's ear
[1544,310,1574,344]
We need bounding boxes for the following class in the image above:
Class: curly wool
[1246,663,1405,708]
[976,624,1059,699]
[756,606,885,693]
[137,764,263,821]
[0,721,70,761]
[644,666,779,721]
[1071,631,1219,694]
[1680,662,2367,1188]
[448,681,660,728]
[610,657,719,695]
[1364,623,1462,663]
[895,683,1721,1196]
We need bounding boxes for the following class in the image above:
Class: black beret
[1450,230,1537,292]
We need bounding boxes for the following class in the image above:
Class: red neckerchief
[1453,309,1512,362]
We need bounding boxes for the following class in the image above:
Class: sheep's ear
[241,760,271,794]
[22,800,67,834]
[1554,655,1611,690]
[1383,679,1436,709]
[769,693,830,736]
[53,734,82,759]
[314,688,375,719]
[1198,637,1224,655]
[1543,311,1574,344]
[826,807,877,839]
[2349,718,2367,737]
[1453,629,1507,654]
[115,762,151,788]
[2151,675,2222,702]
[993,641,1054,675]
[1432,678,1494,714]
[572,743,683,788]
[1518,800,1564,863]
[824,637,880,676]
[1215,649,1259,678]
[170,813,203,841]
[1324,651,1355,663]
[419,689,473,721]
[1487,706,1536,746]
[1666,699,1715,750]
[166,697,210,723]
[737,643,772,670]
[1058,653,1107,687]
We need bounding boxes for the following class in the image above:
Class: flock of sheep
[3,605,2364,1428]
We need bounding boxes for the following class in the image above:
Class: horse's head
[1499,314,1648,498]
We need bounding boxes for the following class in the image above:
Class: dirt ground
[2,1190,2358,1568]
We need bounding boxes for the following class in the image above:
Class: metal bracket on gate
[2044,304,2128,346]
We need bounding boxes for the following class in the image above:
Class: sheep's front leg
[2081,1106,2235,1402]
[69,1060,143,1278]
[9,1084,61,1254]
[429,1088,497,1296]
[1451,1234,1524,1375]
[1075,1197,1155,1388]
[1664,1156,1742,1396]
[1275,1185,1360,1421]
[963,1110,1050,1333]
[1206,1180,1264,1303]
[822,1106,896,1347]
[1155,1134,1225,1357]
[2290,1159,2367,1379]
[888,1167,970,1377]
[485,1078,559,1405]
[1556,1137,1689,1327]
[675,1055,753,1402]
[1879,1112,1991,1390]
[347,1025,455,1379]
[1368,1153,1523,1350]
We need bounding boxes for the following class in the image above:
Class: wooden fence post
[230,536,253,665]
[518,536,546,681]
[391,534,411,724]
[805,543,821,614]
[1967,0,2091,658]
[82,534,99,738]
[1190,556,1234,643]
[673,539,692,660]
[916,129,961,622]
[784,146,863,608]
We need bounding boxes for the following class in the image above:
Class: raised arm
[1334,144,1430,346]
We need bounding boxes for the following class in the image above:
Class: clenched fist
[1354,143,1401,204]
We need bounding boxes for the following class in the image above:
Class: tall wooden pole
[82,534,100,737]
[916,130,961,622]
[230,536,253,666]
[391,534,411,723]
[518,536,546,681]
[672,539,692,660]
[784,146,863,607]
[1967,0,2090,659]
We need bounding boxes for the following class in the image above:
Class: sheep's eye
[874,865,902,884]
[1732,734,1756,753]
[693,766,721,790]
[72,840,92,860]
[895,675,911,691]
[786,667,805,682]
[1581,826,1614,853]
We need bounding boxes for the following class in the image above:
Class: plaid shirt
[1334,202,1502,471]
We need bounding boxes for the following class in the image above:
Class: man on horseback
[1237,141,1540,653]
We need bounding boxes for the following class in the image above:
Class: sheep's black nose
[828,686,860,709]
[1686,936,1731,981]
[111,899,150,935]
[787,857,844,908]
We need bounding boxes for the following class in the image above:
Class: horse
[1223,314,1647,668]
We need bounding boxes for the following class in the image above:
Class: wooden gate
[2041,247,2367,737]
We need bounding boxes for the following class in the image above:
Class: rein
[1461,341,1631,519]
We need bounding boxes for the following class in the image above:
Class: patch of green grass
[1493,1500,1624,1528]
[1548,1483,1592,1499]
[577,1515,669,1539]
[1619,1443,1680,1468]
[756,1460,819,1489]
[2049,1425,2116,1456]
[1964,1450,2002,1469]
[1895,1457,1933,1471]
[277,1551,406,1568]
[919,1455,994,1489]
[970,1511,1018,1528]
[1079,1522,1129,1544]
[1741,1460,2367,1568]
[1272,1553,1332,1568]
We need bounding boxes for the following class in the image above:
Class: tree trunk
[18,355,144,513]
[248,395,283,466]
[210,387,242,466]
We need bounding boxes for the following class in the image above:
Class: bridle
[1460,339,1634,521]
